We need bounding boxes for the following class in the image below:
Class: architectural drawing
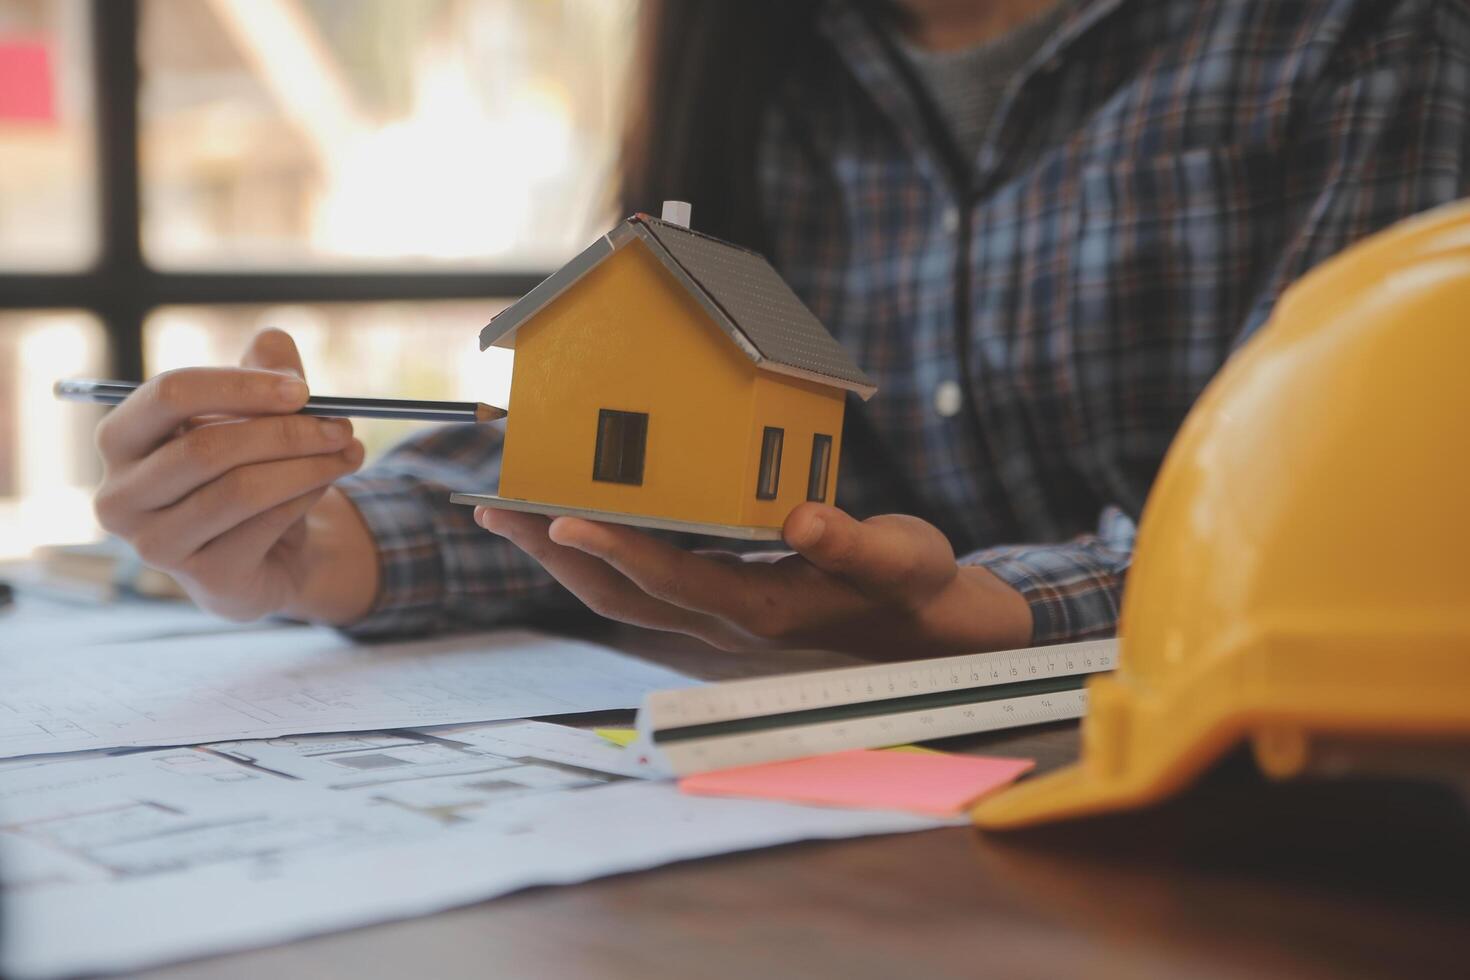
[0,721,942,979]
[0,628,693,758]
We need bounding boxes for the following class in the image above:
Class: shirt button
[941,207,960,234]
[934,380,963,418]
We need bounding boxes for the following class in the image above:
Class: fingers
[241,327,306,378]
[101,414,354,515]
[538,508,962,646]
[94,367,310,465]
[130,442,364,569]
[175,487,331,622]
[782,504,957,606]
[545,517,773,624]
[191,486,330,582]
[547,517,879,646]
[691,549,751,565]
[476,509,735,642]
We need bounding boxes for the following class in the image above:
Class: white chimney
[661,200,692,228]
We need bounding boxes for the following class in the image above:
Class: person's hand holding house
[460,209,1029,656]
[475,502,1033,656]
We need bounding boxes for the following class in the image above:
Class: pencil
[53,378,507,424]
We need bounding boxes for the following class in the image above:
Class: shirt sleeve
[333,422,576,638]
[961,507,1134,645]
[972,2,1470,645]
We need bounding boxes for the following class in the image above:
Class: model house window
[807,434,833,502]
[756,426,784,500]
[593,409,648,485]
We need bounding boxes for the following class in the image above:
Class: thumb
[783,503,957,606]
[241,327,307,381]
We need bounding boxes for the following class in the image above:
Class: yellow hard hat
[973,200,1470,830]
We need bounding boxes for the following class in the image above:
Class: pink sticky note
[678,750,1035,817]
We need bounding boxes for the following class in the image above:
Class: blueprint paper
[0,723,946,978]
[207,720,648,790]
[0,628,695,759]
[0,594,256,650]
[430,718,656,777]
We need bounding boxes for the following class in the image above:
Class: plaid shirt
[339,0,1470,643]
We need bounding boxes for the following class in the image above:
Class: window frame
[0,0,549,382]
[755,425,784,500]
[592,408,648,486]
[806,433,832,502]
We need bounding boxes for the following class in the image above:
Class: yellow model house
[450,202,876,540]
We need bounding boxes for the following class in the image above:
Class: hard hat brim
[971,761,1145,829]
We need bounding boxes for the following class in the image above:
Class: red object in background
[0,40,57,123]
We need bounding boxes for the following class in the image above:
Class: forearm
[280,487,381,626]
[329,424,578,638]
[919,564,1033,653]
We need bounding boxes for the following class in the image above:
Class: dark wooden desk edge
[132,623,1470,980]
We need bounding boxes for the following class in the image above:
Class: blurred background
[0,0,635,560]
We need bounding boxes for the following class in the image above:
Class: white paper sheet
[0,593,257,649]
[0,627,694,758]
[428,718,655,777]
[0,723,947,978]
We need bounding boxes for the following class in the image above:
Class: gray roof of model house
[478,215,877,399]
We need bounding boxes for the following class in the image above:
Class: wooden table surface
[137,624,1470,980]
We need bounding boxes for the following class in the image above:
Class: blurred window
[0,0,96,269]
[139,0,635,269]
[0,0,632,561]
[0,311,106,558]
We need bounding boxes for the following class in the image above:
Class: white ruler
[633,639,1117,776]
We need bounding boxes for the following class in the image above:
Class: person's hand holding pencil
[84,329,383,624]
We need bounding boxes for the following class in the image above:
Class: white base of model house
[448,493,785,541]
